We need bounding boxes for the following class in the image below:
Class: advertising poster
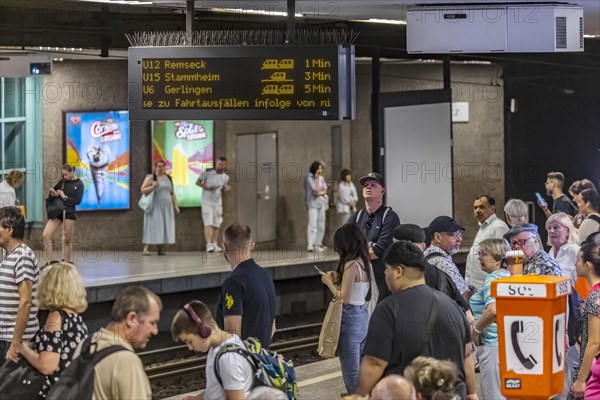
[151,120,214,207]
[65,111,130,211]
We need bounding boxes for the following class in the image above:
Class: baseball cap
[359,172,385,187]
[428,216,465,234]
[503,223,539,240]
[393,224,427,243]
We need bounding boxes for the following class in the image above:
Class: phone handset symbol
[511,321,538,370]
[554,319,562,366]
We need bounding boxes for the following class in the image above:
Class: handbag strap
[413,290,440,357]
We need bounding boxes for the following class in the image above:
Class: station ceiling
[0,0,599,69]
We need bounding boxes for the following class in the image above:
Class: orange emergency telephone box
[491,275,571,399]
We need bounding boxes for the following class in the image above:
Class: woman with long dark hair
[42,164,83,263]
[305,161,328,251]
[319,224,375,394]
[569,242,600,399]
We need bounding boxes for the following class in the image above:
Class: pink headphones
[183,303,212,339]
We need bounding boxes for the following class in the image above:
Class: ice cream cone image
[172,143,189,186]
[87,145,113,204]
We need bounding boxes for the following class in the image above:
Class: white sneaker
[213,243,222,252]
[307,245,314,252]
[317,244,327,251]
[206,242,215,253]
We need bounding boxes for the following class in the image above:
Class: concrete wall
[34,59,503,254]
[352,62,505,244]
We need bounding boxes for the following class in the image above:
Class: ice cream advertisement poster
[65,111,130,211]
[151,120,214,208]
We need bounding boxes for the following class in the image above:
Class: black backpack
[46,337,128,400]
[425,252,448,294]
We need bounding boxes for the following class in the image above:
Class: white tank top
[348,261,371,306]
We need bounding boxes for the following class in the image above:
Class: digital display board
[128,45,355,120]
[65,110,130,211]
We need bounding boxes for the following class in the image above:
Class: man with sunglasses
[348,172,400,302]
[503,223,562,276]
[424,216,472,299]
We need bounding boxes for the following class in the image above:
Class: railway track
[143,322,322,382]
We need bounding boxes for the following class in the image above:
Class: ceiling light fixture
[352,18,407,25]
[208,7,303,18]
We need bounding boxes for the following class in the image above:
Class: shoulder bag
[317,297,343,358]
[46,180,65,219]
[0,331,45,399]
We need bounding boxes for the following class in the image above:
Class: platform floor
[164,357,487,400]
[39,248,339,288]
[163,357,345,400]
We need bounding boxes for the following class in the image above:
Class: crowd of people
[1,165,599,399]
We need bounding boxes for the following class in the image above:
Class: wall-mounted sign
[65,110,130,211]
[151,120,214,208]
[452,101,469,122]
[128,45,355,120]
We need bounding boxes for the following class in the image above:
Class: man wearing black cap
[393,224,471,315]
[504,223,562,276]
[348,172,400,302]
[356,241,477,400]
[424,216,471,298]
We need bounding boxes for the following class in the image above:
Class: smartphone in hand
[535,192,547,208]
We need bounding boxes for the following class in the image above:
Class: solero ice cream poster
[65,111,130,211]
[151,120,214,207]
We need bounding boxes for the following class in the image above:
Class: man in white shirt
[196,157,231,253]
[465,195,509,290]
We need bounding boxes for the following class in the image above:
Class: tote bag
[138,191,154,213]
[317,298,343,358]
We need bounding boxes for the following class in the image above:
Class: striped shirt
[469,269,511,345]
[0,243,39,341]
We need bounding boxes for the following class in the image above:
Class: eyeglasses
[442,231,463,239]
[365,214,376,230]
[510,236,536,248]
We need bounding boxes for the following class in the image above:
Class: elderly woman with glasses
[503,223,563,277]
[469,238,511,400]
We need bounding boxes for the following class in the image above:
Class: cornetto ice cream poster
[65,111,130,211]
[151,120,214,208]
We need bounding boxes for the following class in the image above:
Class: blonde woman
[0,170,25,207]
[17,262,88,399]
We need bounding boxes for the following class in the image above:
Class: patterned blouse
[34,310,88,398]
[568,286,600,400]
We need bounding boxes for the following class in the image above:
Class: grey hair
[504,199,529,225]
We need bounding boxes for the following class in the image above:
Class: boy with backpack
[172,300,254,400]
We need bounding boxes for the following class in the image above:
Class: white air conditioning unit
[0,53,52,77]
[407,3,584,53]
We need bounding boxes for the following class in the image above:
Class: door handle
[257,191,262,200]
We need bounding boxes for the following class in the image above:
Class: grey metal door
[236,133,278,242]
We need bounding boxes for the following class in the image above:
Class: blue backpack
[214,337,298,400]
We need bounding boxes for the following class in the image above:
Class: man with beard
[196,157,231,253]
[538,171,578,218]
[424,216,471,299]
